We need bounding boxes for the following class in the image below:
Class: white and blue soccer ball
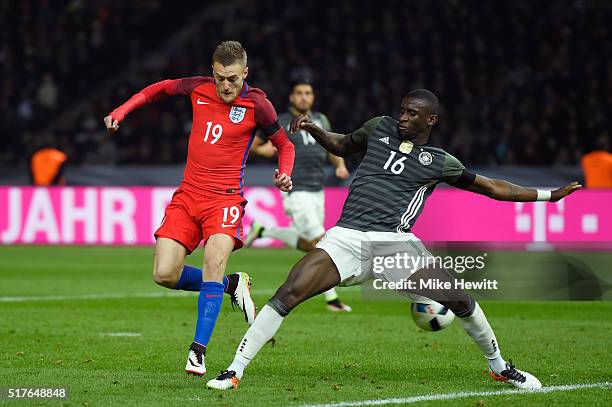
[410,300,455,331]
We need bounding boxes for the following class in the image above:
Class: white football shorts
[316,225,432,301]
[282,190,326,241]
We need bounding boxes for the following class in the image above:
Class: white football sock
[457,302,506,374]
[228,305,285,379]
[261,227,299,249]
[323,288,338,302]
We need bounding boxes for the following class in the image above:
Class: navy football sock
[194,281,225,346]
[175,265,229,292]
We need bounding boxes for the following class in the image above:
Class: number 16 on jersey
[383,151,407,174]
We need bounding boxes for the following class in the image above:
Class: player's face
[289,84,314,114]
[398,98,438,140]
[212,61,248,104]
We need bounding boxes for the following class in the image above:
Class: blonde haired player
[104,41,294,377]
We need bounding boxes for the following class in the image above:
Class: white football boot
[489,359,542,390]
[229,272,257,325]
[207,370,239,390]
[326,298,352,312]
[185,342,206,376]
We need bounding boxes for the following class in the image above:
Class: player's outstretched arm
[290,115,364,157]
[457,173,581,202]
[104,77,207,133]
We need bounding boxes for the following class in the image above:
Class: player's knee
[297,235,323,252]
[443,297,476,318]
[152,264,181,288]
[298,239,316,251]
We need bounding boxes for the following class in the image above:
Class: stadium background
[1,0,610,171]
[1,1,611,406]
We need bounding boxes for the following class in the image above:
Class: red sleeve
[269,127,295,176]
[252,93,295,176]
[253,92,277,131]
[109,77,212,122]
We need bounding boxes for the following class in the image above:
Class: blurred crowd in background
[1,0,610,167]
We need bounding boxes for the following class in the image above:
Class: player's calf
[203,234,234,282]
[208,250,342,390]
[184,234,234,377]
[272,249,341,311]
[153,258,254,325]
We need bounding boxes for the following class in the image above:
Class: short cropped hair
[212,40,247,67]
[405,89,439,115]
[290,78,314,93]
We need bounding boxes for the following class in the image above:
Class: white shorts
[282,190,325,241]
[316,226,432,301]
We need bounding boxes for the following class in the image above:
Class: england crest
[229,106,247,124]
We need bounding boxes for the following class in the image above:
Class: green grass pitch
[1,246,610,406]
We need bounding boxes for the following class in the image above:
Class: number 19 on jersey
[204,121,223,144]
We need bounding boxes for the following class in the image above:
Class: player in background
[103,41,295,377]
[245,79,352,312]
[29,147,68,185]
[207,89,581,390]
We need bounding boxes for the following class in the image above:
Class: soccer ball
[410,301,455,331]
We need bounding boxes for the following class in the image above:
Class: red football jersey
[110,77,294,196]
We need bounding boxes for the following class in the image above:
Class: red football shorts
[154,188,247,254]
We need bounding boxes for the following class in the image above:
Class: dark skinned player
[207,89,581,390]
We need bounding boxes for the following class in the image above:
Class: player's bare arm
[250,135,277,159]
[457,174,582,202]
[328,153,349,179]
[290,115,364,157]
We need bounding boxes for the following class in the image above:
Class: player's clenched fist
[335,165,350,180]
[289,115,314,133]
[103,115,120,133]
[273,169,293,192]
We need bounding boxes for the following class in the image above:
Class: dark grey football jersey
[336,116,465,233]
[278,111,331,192]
